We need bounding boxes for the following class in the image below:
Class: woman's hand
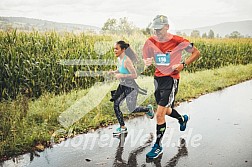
[109,70,124,79]
[108,69,118,75]
[114,73,124,79]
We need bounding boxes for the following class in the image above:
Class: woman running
[110,40,154,135]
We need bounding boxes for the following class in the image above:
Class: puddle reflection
[147,138,188,167]
[113,133,153,167]
[113,133,188,167]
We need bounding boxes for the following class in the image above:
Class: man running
[143,15,200,159]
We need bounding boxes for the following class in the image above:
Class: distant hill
[1,17,251,37]
[0,17,100,33]
[179,20,252,37]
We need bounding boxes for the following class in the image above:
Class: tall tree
[208,29,215,39]
[101,17,138,35]
[202,32,207,38]
[142,22,152,35]
[182,32,187,37]
[190,30,200,38]
[101,18,117,32]
[118,17,136,35]
[176,31,183,36]
[229,31,242,38]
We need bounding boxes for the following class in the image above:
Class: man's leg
[155,105,167,146]
[164,78,188,130]
[165,107,184,124]
[146,105,165,159]
[146,76,171,158]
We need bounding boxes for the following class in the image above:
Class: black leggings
[114,84,148,126]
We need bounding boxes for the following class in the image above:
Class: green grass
[177,64,252,101]
[1,63,252,160]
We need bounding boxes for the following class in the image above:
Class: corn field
[188,38,252,71]
[0,30,252,100]
[0,30,117,100]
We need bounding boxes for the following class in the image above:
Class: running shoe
[146,104,154,119]
[146,143,163,159]
[180,115,189,131]
[113,127,128,135]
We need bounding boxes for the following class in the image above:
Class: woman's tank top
[118,55,130,74]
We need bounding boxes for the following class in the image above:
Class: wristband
[181,61,187,68]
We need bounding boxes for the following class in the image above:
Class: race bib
[155,53,170,66]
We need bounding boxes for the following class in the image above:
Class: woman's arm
[109,69,119,74]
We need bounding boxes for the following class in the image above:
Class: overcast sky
[0,0,251,30]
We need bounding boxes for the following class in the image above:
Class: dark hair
[116,40,138,62]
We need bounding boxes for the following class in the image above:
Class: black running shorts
[154,76,179,108]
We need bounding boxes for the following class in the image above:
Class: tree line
[177,29,247,38]
[102,18,249,38]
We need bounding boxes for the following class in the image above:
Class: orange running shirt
[143,35,193,79]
